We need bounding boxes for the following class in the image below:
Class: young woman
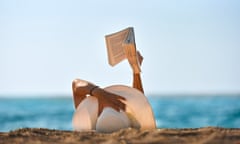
[72,51,144,116]
[72,51,155,132]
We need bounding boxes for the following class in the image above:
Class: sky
[0,0,240,96]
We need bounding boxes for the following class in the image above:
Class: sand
[1,127,240,144]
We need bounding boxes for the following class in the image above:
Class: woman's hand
[91,88,126,116]
[72,79,126,116]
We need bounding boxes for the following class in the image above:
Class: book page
[105,27,141,73]
[105,28,131,66]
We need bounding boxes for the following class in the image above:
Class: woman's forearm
[133,73,144,93]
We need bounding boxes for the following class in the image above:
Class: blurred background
[0,0,240,132]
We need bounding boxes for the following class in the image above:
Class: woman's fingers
[97,100,121,116]
[96,90,127,116]
[108,94,126,110]
[112,100,126,112]
[116,95,126,100]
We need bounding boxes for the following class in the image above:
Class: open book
[105,27,141,73]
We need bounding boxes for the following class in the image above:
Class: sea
[0,95,240,132]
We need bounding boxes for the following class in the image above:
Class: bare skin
[72,79,126,116]
[72,50,144,116]
[132,51,144,93]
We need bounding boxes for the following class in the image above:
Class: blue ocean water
[0,95,240,132]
